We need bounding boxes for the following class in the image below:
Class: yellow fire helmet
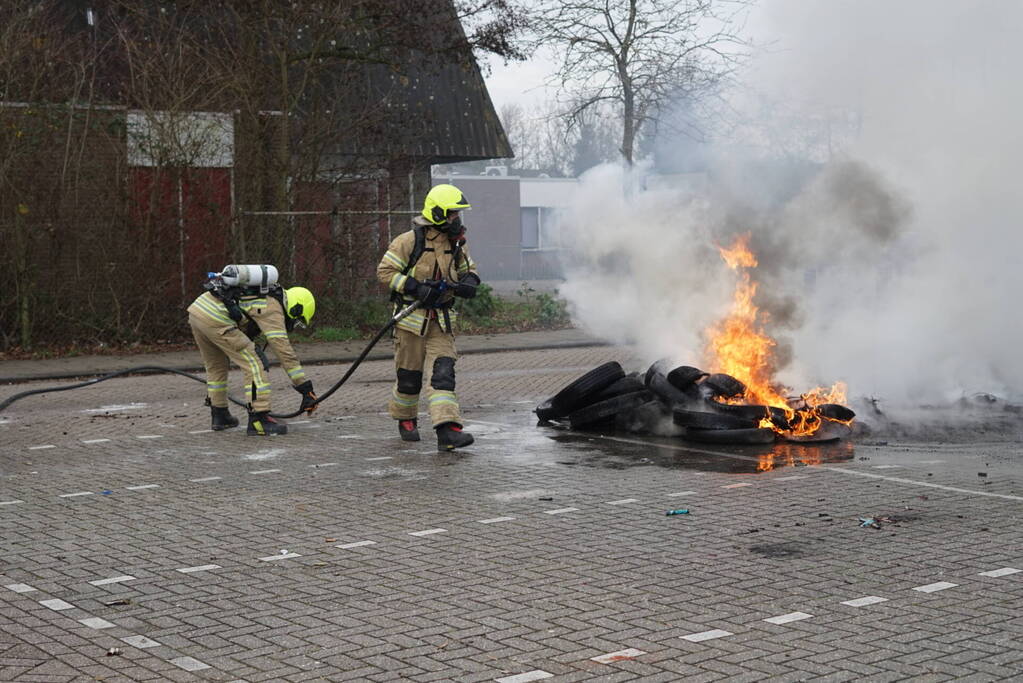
[422,184,470,225]
[284,287,316,327]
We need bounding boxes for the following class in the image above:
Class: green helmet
[422,184,470,225]
[284,287,315,327]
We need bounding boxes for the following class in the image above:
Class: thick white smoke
[557,0,1023,407]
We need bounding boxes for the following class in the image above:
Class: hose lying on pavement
[0,302,419,419]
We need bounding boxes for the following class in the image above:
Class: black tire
[568,390,651,429]
[816,403,856,421]
[701,373,747,399]
[667,366,707,392]
[646,372,690,406]
[617,399,671,433]
[672,408,757,430]
[548,362,625,417]
[707,401,789,423]
[684,427,776,445]
[644,358,674,387]
[596,373,647,401]
[534,398,557,423]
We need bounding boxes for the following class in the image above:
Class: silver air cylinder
[220,265,279,293]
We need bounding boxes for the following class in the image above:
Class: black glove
[226,302,243,322]
[413,280,443,307]
[293,380,318,414]
[453,272,480,299]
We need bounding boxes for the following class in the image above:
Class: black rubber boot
[436,422,474,451]
[210,406,239,431]
[398,419,421,442]
[247,411,288,436]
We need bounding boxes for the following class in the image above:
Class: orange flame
[703,233,850,436]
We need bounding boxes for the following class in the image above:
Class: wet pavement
[2,345,1023,681]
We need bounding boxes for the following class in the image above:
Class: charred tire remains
[672,409,758,431]
[568,391,653,430]
[536,361,625,420]
[701,373,747,399]
[684,427,777,445]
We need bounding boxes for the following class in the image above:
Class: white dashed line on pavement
[189,476,222,482]
[979,567,1021,577]
[5,583,37,593]
[478,517,516,524]
[590,648,645,663]
[249,469,281,475]
[310,462,339,467]
[913,581,958,593]
[39,598,75,611]
[78,617,115,629]
[872,465,901,469]
[667,491,698,497]
[605,498,639,505]
[187,429,213,435]
[336,541,376,549]
[81,439,111,444]
[89,575,135,587]
[125,484,160,491]
[408,528,447,537]
[774,475,807,481]
[841,596,888,607]
[177,565,221,574]
[121,635,161,649]
[59,492,94,498]
[0,500,24,506]
[170,656,211,672]
[365,457,393,461]
[764,612,813,625]
[919,459,945,464]
[28,445,56,450]
[682,629,733,642]
[137,435,163,440]
[259,552,301,561]
[722,482,752,489]
[496,671,553,683]
[543,507,578,515]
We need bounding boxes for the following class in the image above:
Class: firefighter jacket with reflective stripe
[187,291,307,386]
[376,217,479,336]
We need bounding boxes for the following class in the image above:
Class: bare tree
[533,0,751,166]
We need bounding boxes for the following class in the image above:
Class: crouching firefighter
[376,184,481,451]
[187,265,318,436]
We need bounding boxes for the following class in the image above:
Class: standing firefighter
[377,184,481,451]
[187,265,318,436]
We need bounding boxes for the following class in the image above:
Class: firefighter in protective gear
[187,276,317,436]
[376,184,481,451]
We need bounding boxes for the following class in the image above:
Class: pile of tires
[535,360,856,444]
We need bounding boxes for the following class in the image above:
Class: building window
[521,207,540,249]
[521,206,561,250]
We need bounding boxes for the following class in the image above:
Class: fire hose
[0,301,421,418]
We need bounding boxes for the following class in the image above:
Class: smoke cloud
[556,0,1023,408]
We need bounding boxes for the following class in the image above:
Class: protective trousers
[388,321,460,427]
[188,314,272,412]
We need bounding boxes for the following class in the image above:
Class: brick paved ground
[2,345,1023,681]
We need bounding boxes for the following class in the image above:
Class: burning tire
[672,408,757,430]
[646,371,690,406]
[568,390,652,429]
[596,373,647,401]
[708,401,790,426]
[815,403,856,421]
[543,361,625,418]
[666,366,708,392]
[700,373,747,399]
[684,427,776,445]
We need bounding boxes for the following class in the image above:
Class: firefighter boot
[210,406,239,431]
[247,411,288,436]
[398,418,421,442]
[436,422,474,451]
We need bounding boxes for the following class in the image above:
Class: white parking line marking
[365,457,393,461]
[59,492,94,498]
[78,617,115,629]
[841,595,888,607]
[5,583,37,593]
[89,575,135,586]
[722,482,752,489]
[189,476,222,482]
[478,517,516,524]
[187,429,213,435]
[81,439,111,444]
[825,467,1023,501]
[170,656,211,672]
[177,565,221,574]
[913,581,958,593]
[249,469,281,475]
[543,507,578,515]
[336,541,376,549]
[919,459,945,464]
[979,567,1021,577]
[590,647,645,663]
[0,500,24,506]
[408,528,447,537]
[667,491,698,497]
[774,475,807,481]
[28,445,56,450]
[289,420,310,425]
[605,498,639,505]
[496,671,554,683]
[259,552,301,561]
[338,435,363,439]
[311,462,339,467]
[125,484,159,491]
[121,635,161,649]
[764,612,813,625]
[511,400,535,405]
[40,599,74,611]
[137,435,163,440]
[872,465,901,469]
[682,629,733,642]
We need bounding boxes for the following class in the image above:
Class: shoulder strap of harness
[401,223,427,276]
